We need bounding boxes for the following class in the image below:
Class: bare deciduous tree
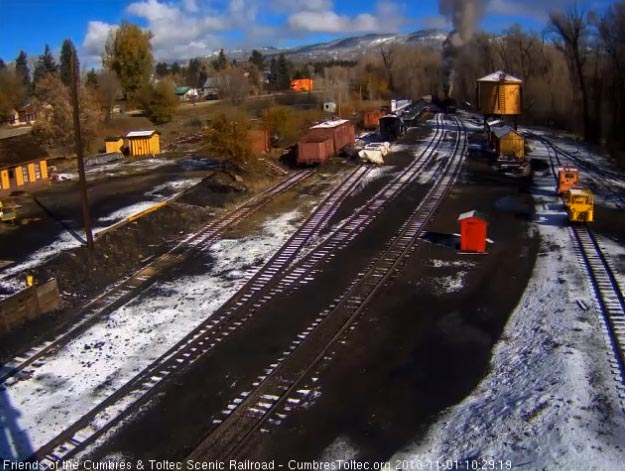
[547,6,593,140]
[96,70,122,120]
[216,66,250,105]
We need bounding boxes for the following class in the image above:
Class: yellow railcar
[563,188,594,223]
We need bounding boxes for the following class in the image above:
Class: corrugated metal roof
[175,86,192,95]
[478,70,522,83]
[458,210,487,221]
[491,125,520,138]
[126,130,156,138]
[311,119,350,129]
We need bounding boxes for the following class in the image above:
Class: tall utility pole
[70,50,94,250]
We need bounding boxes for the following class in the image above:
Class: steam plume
[439,0,490,97]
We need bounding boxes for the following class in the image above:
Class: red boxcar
[363,110,384,128]
[297,119,355,165]
[297,135,334,164]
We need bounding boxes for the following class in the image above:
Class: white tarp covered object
[358,142,390,165]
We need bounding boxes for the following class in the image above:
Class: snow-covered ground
[391,137,625,469]
[0,210,304,460]
[520,127,625,210]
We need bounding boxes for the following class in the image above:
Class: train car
[297,119,355,165]
[557,167,579,195]
[290,78,313,92]
[363,109,385,129]
[563,188,594,223]
[379,115,405,141]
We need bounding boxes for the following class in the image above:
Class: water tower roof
[477,70,522,83]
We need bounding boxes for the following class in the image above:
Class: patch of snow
[433,272,466,294]
[430,259,474,269]
[320,435,360,461]
[350,166,396,196]
[97,201,160,223]
[146,178,203,197]
[391,144,625,469]
[0,210,304,460]
[0,178,203,299]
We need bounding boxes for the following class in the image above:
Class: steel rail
[186,115,468,460]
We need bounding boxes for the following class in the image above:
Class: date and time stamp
[392,459,513,470]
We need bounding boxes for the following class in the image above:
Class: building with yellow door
[125,130,160,157]
[0,135,49,195]
[104,136,124,154]
[490,125,525,158]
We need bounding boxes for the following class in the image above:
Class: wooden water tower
[477,71,523,129]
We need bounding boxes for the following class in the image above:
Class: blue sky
[0,0,611,67]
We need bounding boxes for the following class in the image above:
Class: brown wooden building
[0,135,49,195]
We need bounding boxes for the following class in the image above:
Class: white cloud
[125,0,230,60]
[487,0,582,22]
[287,10,380,33]
[419,15,449,30]
[272,0,333,13]
[286,1,407,35]
[82,21,117,64]
[80,0,409,63]
[182,0,199,13]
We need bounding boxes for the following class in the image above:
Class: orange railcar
[557,167,579,195]
[290,79,313,92]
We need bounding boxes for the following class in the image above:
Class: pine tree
[15,51,30,89]
[249,50,265,70]
[213,49,227,71]
[155,62,169,77]
[186,58,201,86]
[60,39,77,86]
[86,68,98,87]
[0,58,5,70]
[275,54,292,90]
[33,44,58,83]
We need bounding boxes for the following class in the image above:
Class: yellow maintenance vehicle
[563,188,594,223]
[0,200,16,222]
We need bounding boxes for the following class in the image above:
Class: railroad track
[525,131,625,208]
[24,163,371,465]
[533,133,625,413]
[571,226,625,395]
[27,115,450,464]
[186,114,468,459]
[0,169,314,385]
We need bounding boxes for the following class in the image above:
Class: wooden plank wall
[0,279,61,334]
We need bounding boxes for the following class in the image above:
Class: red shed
[458,210,488,253]
[249,129,270,157]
